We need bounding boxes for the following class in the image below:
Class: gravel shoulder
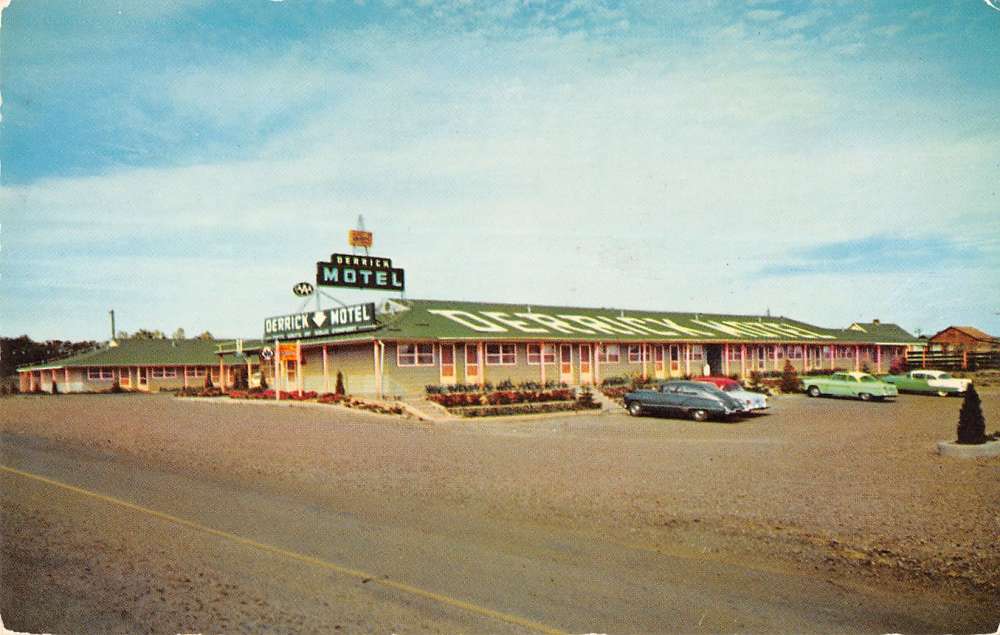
[2,392,998,618]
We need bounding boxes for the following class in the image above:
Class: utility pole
[109,310,116,341]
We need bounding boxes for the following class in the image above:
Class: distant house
[16,338,252,394]
[927,326,1000,353]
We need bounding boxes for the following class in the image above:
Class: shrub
[888,357,906,375]
[497,379,515,390]
[204,372,214,389]
[601,375,630,387]
[110,380,123,394]
[779,360,799,393]
[259,372,268,390]
[861,361,872,374]
[956,384,987,445]
[335,371,345,395]
[576,386,599,409]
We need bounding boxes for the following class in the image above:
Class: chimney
[873,319,880,325]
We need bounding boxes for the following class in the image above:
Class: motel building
[222,299,923,399]
[16,338,250,394]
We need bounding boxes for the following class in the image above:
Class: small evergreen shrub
[779,360,799,393]
[956,384,987,445]
[335,371,346,395]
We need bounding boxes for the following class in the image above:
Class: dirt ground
[2,391,998,618]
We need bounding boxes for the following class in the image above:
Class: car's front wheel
[690,409,708,422]
[859,392,872,402]
[807,386,821,398]
[627,402,643,417]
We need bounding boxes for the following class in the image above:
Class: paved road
[0,433,989,634]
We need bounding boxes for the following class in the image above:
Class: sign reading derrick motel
[263,303,378,341]
[316,254,404,291]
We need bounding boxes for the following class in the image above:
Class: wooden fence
[904,350,1000,371]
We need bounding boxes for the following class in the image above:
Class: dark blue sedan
[623,381,744,422]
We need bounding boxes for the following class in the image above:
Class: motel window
[789,346,803,359]
[526,344,556,365]
[185,366,207,377]
[597,344,620,364]
[285,359,296,381]
[775,346,784,359]
[485,343,517,366]
[86,367,114,381]
[150,367,179,379]
[627,345,642,363]
[727,347,742,361]
[690,345,704,361]
[397,343,435,367]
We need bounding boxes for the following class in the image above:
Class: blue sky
[2,0,999,341]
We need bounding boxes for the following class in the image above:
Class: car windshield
[937,373,952,379]
[859,375,878,383]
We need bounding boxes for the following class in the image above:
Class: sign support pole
[274,338,280,401]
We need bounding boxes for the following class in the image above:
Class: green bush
[779,360,799,393]
[335,371,345,396]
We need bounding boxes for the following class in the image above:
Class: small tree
[204,371,214,389]
[956,384,986,445]
[335,371,345,395]
[779,359,799,393]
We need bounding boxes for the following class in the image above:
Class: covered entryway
[440,344,456,385]
[578,344,593,385]
[705,345,723,375]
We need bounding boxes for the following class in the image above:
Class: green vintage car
[882,370,971,397]
[800,372,899,401]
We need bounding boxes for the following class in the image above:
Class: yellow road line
[0,464,564,635]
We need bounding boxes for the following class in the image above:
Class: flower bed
[176,388,404,415]
[428,389,575,408]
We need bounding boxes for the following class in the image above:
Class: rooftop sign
[264,302,378,341]
[316,253,404,291]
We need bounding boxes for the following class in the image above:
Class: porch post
[219,359,226,390]
[685,344,691,376]
[921,347,926,368]
[740,345,746,377]
[595,342,601,384]
[184,365,188,388]
[539,342,545,385]
[641,344,648,379]
[855,345,861,371]
[876,345,882,373]
[478,342,485,387]
[830,345,835,370]
[246,357,252,388]
[963,350,968,370]
[322,344,329,392]
[723,343,729,375]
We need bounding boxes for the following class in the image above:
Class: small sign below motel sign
[264,302,378,341]
[316,254,404,291]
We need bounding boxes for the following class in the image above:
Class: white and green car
[882,370,971,397]
[800,372,899,401]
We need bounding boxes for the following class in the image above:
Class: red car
[694,376,740,391]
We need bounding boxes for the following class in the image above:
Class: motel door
[559,345,574,384]
[439,344,456,385]
[654,345,665,380]
[464,345,480,384]
[138,367,148,389]
[578,344,593,385]
[669,345,681,377]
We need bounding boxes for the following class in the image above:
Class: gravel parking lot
[2,390,998,615]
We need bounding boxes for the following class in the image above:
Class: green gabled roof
[252,299,916,345]
[17,339,245,372]
[844,322,920,344]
